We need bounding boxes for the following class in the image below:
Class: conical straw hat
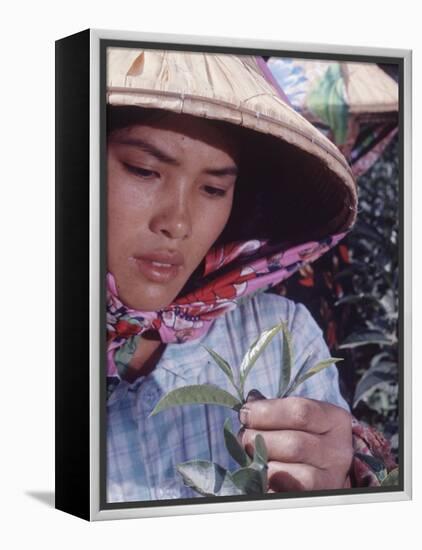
[342,62,398,114]
[106,48,358,241]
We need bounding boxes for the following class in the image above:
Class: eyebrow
[112,137,239,177]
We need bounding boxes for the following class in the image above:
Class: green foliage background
[276,135,400,463]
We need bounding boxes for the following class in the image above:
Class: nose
[149,188,192,241]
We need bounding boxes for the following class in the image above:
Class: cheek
[107,165,153,253]
[107,182,140,266]
[193,196,234,254]
[214,192,235,233]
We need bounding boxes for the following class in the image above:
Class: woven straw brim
[106,48,358,240]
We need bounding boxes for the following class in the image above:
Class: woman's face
[108,111,240,310]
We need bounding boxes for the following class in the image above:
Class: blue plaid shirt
[107,291,350,503]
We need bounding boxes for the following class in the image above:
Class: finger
[238,396,347,434]
[239,428,327,469]
[267,460,333,492]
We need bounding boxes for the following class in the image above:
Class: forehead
[109,109,242,162]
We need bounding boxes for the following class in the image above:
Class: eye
[123,162,159,179]
[203,185,227,198]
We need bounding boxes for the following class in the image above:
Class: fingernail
[239,406,250,426]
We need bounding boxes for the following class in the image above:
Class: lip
[132,250,184,284]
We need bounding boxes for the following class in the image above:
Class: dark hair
[107,105,170,133]
[107,104,243,146]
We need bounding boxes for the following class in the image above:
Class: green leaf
[353,362,398,409]
[338,330,394,349]
[253,433,268,466]
[149,384,242,416]
[381,467,399,487]
[277,321,294,398]
[333,262,368,280]
[285,358,343,396]
[334,294,381,307]
[353,220,385,244]
[223,418,251,467]
[231,466,266,495]
[240,323,283,396]
[281,353,312,397]
[246,434,269,492]
[370,352,392,369]
[176,460,243,496]
[203,346,236,387]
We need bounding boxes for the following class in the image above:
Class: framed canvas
[55,28,412,521]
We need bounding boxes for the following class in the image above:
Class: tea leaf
[353,362,398,409]
[278,322,294,398]
[352,219,385,244]
[240,324,283,396]
[285,358,343,396]
[334,294,381,307]
[338,330,394,349]
[250,434,268,492]
[203,346,236,387]
[203,346,243,402]
[281,353,312,398]
[232,466,265,494]
[253,433,268,466]
[223,418,251,467]
[149,384,242,416]
[370,352,393,369]
[381,467,399,487]
[176,460,243,496]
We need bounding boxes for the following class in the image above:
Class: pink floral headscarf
[107,232,348,380]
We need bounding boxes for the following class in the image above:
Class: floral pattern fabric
[107,233,347,380]
[351,416,398,487]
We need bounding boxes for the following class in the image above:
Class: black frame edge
[55,28,91,521]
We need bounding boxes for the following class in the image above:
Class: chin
[117,273,184,311]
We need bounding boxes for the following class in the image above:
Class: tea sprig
[176,419,268,496]
[150,321,343,416]
[150,320,344,496]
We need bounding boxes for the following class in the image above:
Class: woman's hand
[237,396,354,492]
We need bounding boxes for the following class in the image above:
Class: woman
[106,49,396,502]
